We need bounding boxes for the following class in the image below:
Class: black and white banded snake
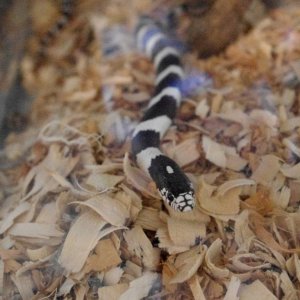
[132,17,195,212]
[39,2,196,212]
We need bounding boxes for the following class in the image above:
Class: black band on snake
[132,17,195,212]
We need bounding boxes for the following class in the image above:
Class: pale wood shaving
[103,266,124,285]
[83,238,122,273]
[11,274,35,300]
[26,246,55,261]
[223,276,241,300]
[251,155,281,185]
[170,137,200,167]
[169,245,207,284]
[71,194,130,226]
[205,239,230,279]
[123,225,160,271]
[58,211,106,274]
[198,178,240,216]
[98,283,129,300]
[167,217,206,247]
[238,279,278,300]
[188,275,207,300]
[85,172,124,191]
[0,202,30,234]
[119,271,159,300]
[9,223,64,239]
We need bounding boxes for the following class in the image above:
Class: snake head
[148,155,196,212]
[159,187,195,212]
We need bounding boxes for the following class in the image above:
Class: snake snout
[174,192,195,212]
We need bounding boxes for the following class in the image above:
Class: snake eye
[167,193,174,202]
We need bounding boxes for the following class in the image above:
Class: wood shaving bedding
[1,1,300,299]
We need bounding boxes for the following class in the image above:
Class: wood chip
[58,211,106,274]
[169,245,206,284]
[72,194,130,226]
[119,272,159,300]
[84,238,122,273]
[9,223,64,239]
[205,239,230,279]
[123,225,160,271]
[98,283,129,300]
[238,280,277,300]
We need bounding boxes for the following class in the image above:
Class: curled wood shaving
[230,253,271,272]
[251,155,281,185]
[223,276,240,300]
[58,211,106,274]
[169,245,207,284]
[244,189,275,215]
[71,194,130,226]
[9,223,64,239]
[11,274,35,300]
[156,227,190,255]
[202,136,247,171]
[26,246,55,261]
[286,254,300,284]
[202,135,226,168]
[98,283,129,300]
[85,172,124,191]
[103,266,124,285]
[217,179,255,196]
[188,275,207,300]
[57,278,75,297]
[238,279,277,300]
[252,213,300,254]
[204,238,230,279]
[167,217,206,247]
[195,98,210,119]
[281,163,300,179]
[0,202,30,234]
[135,207,164,231]
[170,137,200,167]
[280,270,298,299]
[83,238,122,273]
[123,225,160,271]
[119,271,159,300]
[283,138,300,158]
[280,116,300,132]
[21,143,80,202]
[198,178,240,216]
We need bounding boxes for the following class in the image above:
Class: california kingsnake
[40,1,195,212]
[132,17,195,212]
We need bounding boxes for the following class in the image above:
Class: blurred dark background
[0,0,32,148]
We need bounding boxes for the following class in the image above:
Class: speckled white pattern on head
[155,65,184,85]
[136,147,162,173]
[148,87,181,108]
[154,47,179,69]
[132,115,172,138]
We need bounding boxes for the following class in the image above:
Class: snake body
[39,2,195,212]
[132,18,195,212]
